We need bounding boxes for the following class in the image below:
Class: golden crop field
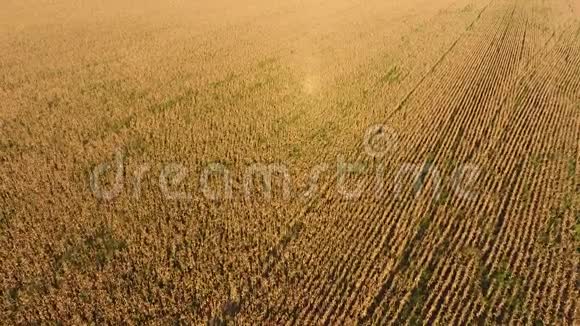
[1,0,579,324]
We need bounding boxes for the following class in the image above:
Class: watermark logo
[363,124,398,158]
[89,124,481,203]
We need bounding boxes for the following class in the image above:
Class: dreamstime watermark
[90,125,481,203]
[363,124,399,158]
